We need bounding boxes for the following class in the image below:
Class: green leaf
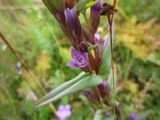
[147,52,160,66]
[34,73,103,108]
[34,72,87,107]
[99,33,111,76]
[107,66,117,91]
[99,22,115,77]
[74,0,98,12]
[42,0,64,14]
[137,110,153,120]
[94,110,104,120]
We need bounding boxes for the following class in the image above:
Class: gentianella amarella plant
[34,0,149,119]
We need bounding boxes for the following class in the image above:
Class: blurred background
[0,0,160,120]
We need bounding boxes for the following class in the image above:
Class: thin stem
[107,14,115,90]
[0,32,56,114]
[113,0,117,7]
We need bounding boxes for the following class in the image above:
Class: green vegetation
[0,0,160,119]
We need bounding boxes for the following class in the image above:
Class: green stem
[108,14,115,90]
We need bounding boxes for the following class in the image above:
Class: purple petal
[59,105,65,111]
[65,105,71,110]
[64,8,77,31]
[90,0,102,33]
[71,48,80,58]
[75,55,87,67]
[68,48,88,68]
[67,60,78,68]
[15,62,22,74]
[91,0,102,10]
[98,80,110,98]
[83,90,94,102]
[127,113,137,120]
[56,105,72,120]
[94,33,100,43]
[101,34,109,47]
[64,8,82,42]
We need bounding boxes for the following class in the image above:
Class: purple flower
[15,62,22,74]
[67,48,88,68]
[83,90,94,102]
[94,33,109,56]
[90,0,102,33]
[56,105,72,120]
[64,8,82,47]
[126,113,137,120]
[83,87,101,105]
[94,33,109,48]
[98,80,110,99]
[94,33,100,42]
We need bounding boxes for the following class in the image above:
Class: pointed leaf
[34,72,86,107]
[34,73,103,107]
[99,22,115,76]
[49,74,102,101]
[75,0,98,12]
[99,33,111,76]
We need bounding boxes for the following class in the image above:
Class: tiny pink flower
[56,105,72,120]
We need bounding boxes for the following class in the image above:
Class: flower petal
[71,48,80,58]
[67,60,78,68]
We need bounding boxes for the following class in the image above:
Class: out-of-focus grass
[0,0,160,120]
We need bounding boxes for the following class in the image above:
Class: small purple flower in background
[67,48,88,68]
[126,113,137,120]
[56,105,72,120]
[15,62,22,74]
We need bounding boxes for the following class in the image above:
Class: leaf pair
[34,72,103,108]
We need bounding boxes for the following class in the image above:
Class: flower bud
[90,0,102,34]
[98,80,110,105]
[64,8,82,46]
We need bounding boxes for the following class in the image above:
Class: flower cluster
[84,80,122,119]
[41,0,134,119]
[84,80,110,109]
[42,0,111,74]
